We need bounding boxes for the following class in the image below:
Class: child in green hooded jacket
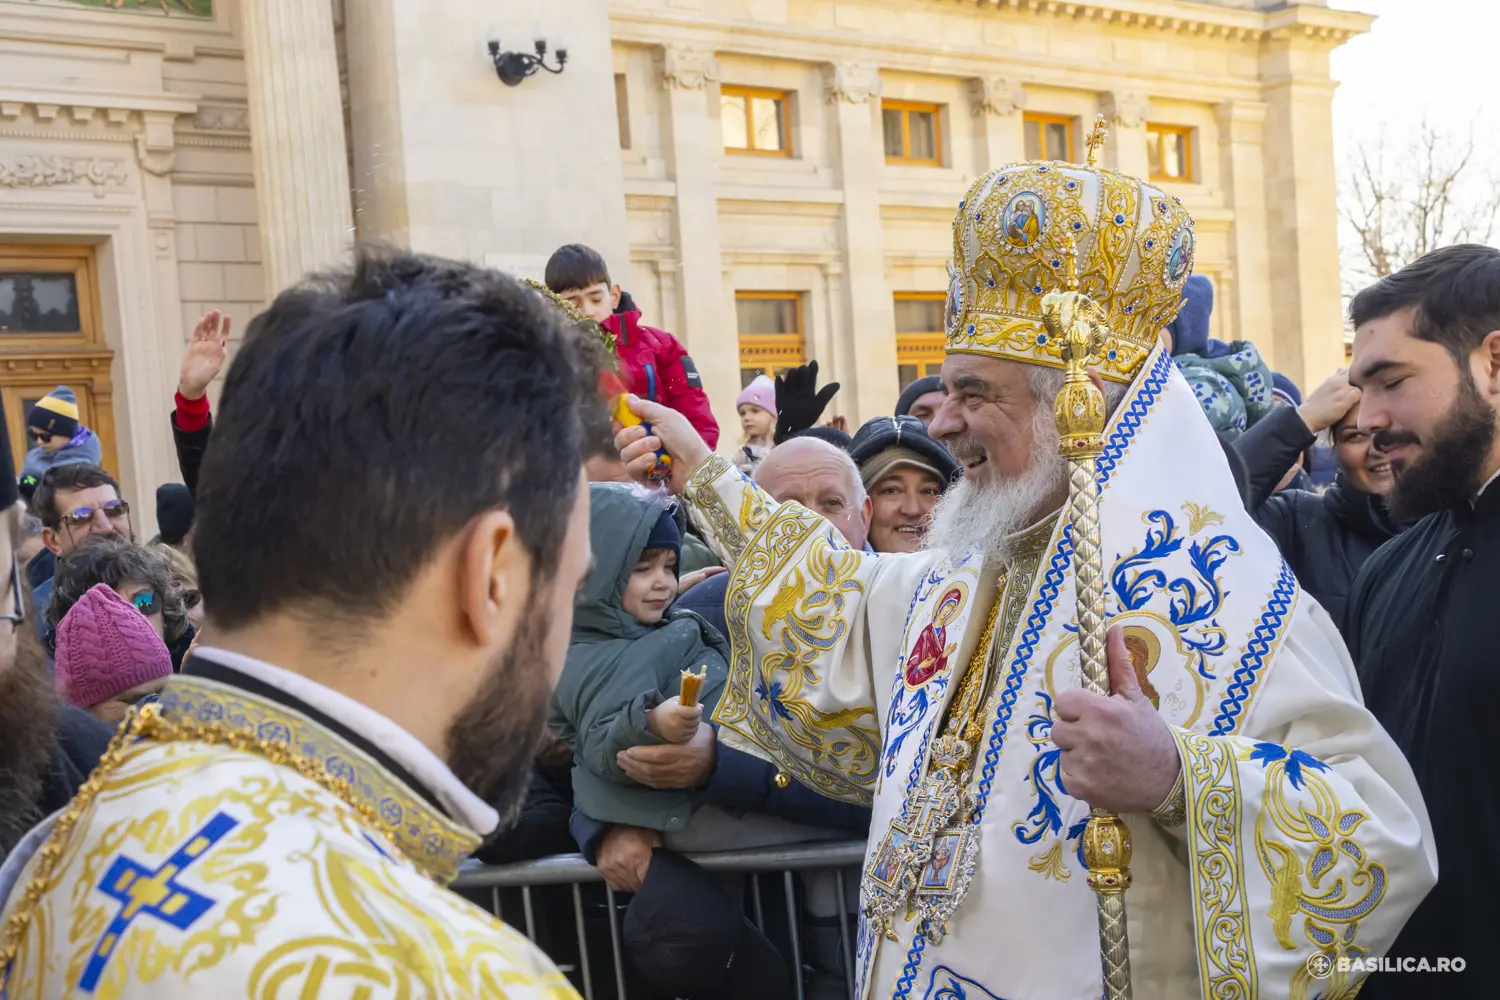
[548,483,729,837]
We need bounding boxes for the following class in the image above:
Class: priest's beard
[0,622,60,856]
[925,400,1068,567]
[1379,370,1497,522]
[445,591,555,834]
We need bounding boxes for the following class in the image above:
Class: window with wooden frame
[735,292,805,387]
[894,293,947,389]
[614,73,631,150]
[882,100,943,166]
[1023,113,1075,162]
[721,86,792,157]
[0,244,119,476]
[1147,124,1194,183]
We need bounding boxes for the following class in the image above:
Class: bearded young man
[619,151,1433,1000]
[0,250,607,998]
[1345,244,1500,998]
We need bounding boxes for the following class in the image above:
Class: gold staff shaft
[1044,271,1134,1000]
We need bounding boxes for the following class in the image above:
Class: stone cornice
[613,0,1372,45]
[609,3,1371,100]
[0,86,198,119]
[610,15,1257,103]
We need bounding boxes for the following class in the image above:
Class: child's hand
[647,696,702,744]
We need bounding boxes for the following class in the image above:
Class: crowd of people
[0,205,1492,1000]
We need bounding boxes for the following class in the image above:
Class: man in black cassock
[1346,243,1500,998]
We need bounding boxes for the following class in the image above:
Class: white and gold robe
[690,347,1436,1000]
[0,654,577,1000]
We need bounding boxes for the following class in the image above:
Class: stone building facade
[0,0,1369,525]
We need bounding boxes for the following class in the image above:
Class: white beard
[924,416,1067,567]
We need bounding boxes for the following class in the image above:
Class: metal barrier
[454,840,867,1000]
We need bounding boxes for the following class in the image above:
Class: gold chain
[930,573,1007,774]
[0,703,416,981]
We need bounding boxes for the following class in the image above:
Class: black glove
[774,361,841,444]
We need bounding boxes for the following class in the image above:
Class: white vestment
[689,346,1436,1000]
[0,651,578,999]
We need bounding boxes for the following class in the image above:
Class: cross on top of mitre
[1084,115,1109,167]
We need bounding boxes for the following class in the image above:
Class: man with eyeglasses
[26,463,133,640]
[0,409,115,860]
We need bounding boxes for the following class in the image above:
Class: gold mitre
[944,119,1195,383]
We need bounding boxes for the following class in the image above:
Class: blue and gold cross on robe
[79,811,239,993]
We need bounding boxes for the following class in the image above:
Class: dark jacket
[549,484,728,834]
[1234,406,1399,628]
[27,550,55,645]
[1345,484,1500,998]
[605,297,719,450]
[170,401,212,496]
[474,762,575,865]
[40,705,114,817]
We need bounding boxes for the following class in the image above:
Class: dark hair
[47,536,188,642]
[545,244,611,295]
[30,463,119,529]
[193,248,610,633]
[1410,245,1500,363]
[1348,244,1500,332]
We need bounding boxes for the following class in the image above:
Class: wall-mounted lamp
[487,37,568,87]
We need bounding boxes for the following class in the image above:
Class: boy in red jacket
[546,244,719,449]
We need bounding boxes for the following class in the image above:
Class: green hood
[574,483,670,641]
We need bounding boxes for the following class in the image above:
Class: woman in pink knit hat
[54,583,173,725]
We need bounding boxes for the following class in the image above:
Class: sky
[1329,0,1500,278]
[1329,0,1495,154]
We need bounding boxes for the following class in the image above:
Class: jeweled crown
[944,117,1195,383]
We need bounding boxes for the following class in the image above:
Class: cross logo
[1306,952,1335,980]
[79,811,239,993]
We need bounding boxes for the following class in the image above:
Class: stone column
[1260,74,1344,385]
[827,62,896,425]
[1099,91,1153,179]
[240,0,353,297]
[658,44,738,445]
[969,77,1028,171]
[1215,101,1273,359]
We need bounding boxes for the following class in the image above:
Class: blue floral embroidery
[1013,692,1066,841]
[924,965,1007,1000]
[1109,509,1238,680]
[1011,691,1091,869]
[1249,742,1330,791]
[756,679,797,722]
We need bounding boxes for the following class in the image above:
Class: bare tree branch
[1341,120,1500,293]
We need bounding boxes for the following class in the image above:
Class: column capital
[658,45,720,91]
[968,77,1027,118]
[824,62,882,105]
[1098,91,1153,129]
